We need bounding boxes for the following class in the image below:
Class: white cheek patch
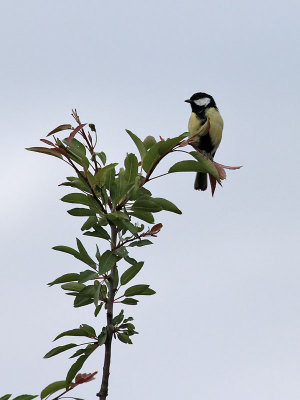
[194,97,211,107]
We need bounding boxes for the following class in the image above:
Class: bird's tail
[194,172,207,191]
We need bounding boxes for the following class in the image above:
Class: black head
[185,92,217,113]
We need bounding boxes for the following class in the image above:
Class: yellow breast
[188,108,223,149]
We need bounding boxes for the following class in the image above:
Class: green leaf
[98,250,121,275]
[114,247,129,258]
[117,333,132,344]
[69,348,87,358]
[114,267,119,289]
[67,208,96,217]
[126,130,146,160]
[129,210,154,224]
[104,168,116,192]
[95,245,101,263]
[141,135,186,173]
[66,138,86,157]
[124,255,138,265]
[119,322,136,332]
[141,142,162,173]
[94,302,103,317]
[111,169,132,206]
[123,317,134,323]
[74,295,94,308]
[112,310,124,325]
[131,198,162,213]
[78,270,99,283]
[61,193,90,206]
[54,327,94,341]
[89,123,96,132]
[93,281,100,306]
[70,138,86,157]
[48,273,79,286]
[46,124,72,137]
[52,245,88,265]
[94,163,118,186]
[120,220,139,235]
[61,283,86,291]
[151,197,182,214]
[99,284,108,300]
[124,284,149,297]
[76,238,97,269]
[12,396,38,400]
[44,343,78,359]
[189,151,220,179]
[0,395,12,400]
[124,153,139,183]
[98,328,107,345]
[121,298,139,305]
[66,355,89,387]
[81,216,98,231]
[52,245,79,258]
[66,149,90,170]
[60,176,91,193]
[80,324,96,338]
[139,288,156,295]
[69,343,97,359]
[121,262,144,285]
[128,240,152,247]
[95,151,106,165]
[53,244,97,269]
[157,134,187,155]
[26,147,63,159]
[41,381,67,399]
[73,286,95,308]
[84,226,110,240]
[169,160,217,174]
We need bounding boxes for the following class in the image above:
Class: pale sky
[1,1,300,399]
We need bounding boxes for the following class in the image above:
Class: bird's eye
[194,97,210,107]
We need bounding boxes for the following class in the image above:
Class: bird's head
[185,92,216,112]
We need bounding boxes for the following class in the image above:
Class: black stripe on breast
[198,132,214,154]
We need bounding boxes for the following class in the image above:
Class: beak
[185,99,192,103]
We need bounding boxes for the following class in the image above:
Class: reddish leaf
[209,174,217,197]
[55,147,68,156]
[178,139,189,147]
[40,139,55,146]
[159,136,165,141]
[70,371,98,388]
[213,162,227,180]
[67,123,86,146]
[214,162,243,170]
[150,223,163,235]
[75,371,98,383]
[26,146,64,159]
[46,124,72,137]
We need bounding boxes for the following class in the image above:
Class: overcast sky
[1,0,300,399]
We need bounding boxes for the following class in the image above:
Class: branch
[97,224,118,399]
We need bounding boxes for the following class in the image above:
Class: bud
[143,135,157,150]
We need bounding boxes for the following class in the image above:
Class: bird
[185,92,224,191]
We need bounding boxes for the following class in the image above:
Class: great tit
[185,92,223,191]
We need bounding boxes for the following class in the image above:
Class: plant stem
[97,224,118,399]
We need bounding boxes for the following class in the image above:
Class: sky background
[1,0,300,399]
